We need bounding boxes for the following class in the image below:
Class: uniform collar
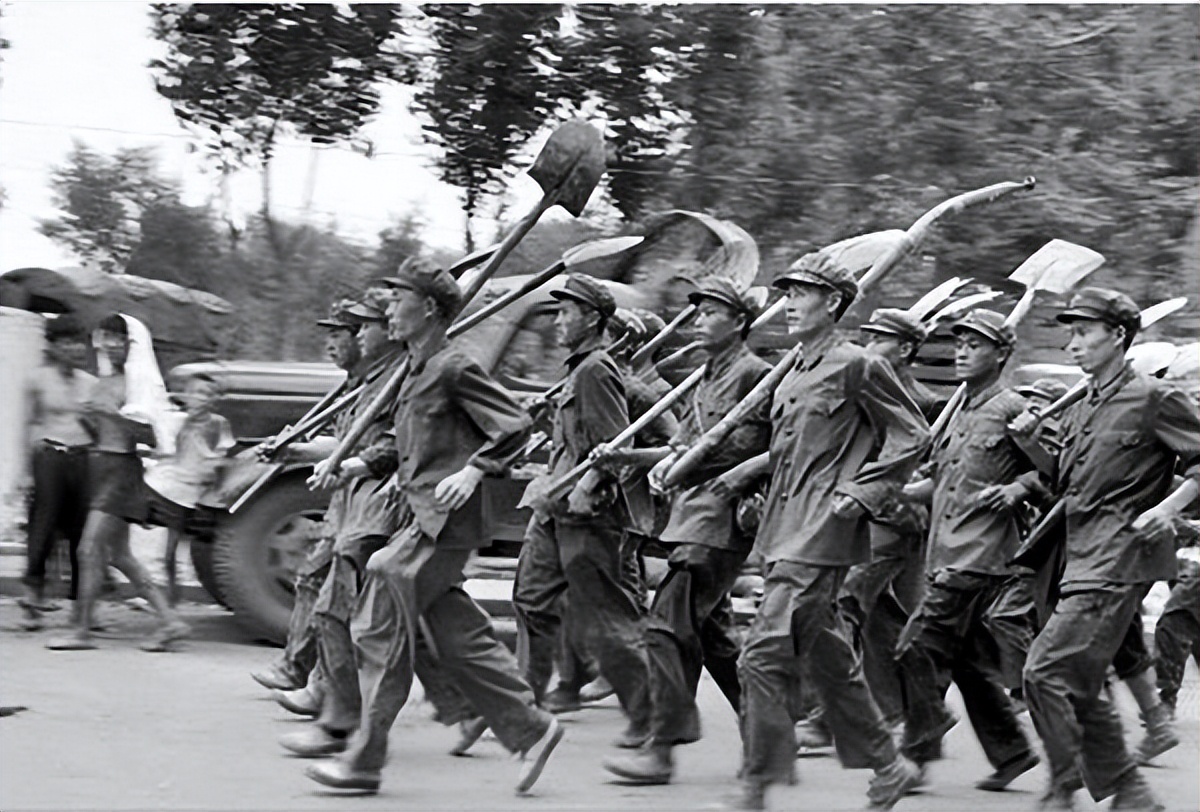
[1088,360,1134,404]
[963,378,1005,411]
[405,334,443,375]
[798,327,839,371]
[704,339,746,380]
[565,333,607,369]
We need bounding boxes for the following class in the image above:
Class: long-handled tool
[310,120,607,490]
[926,239,1105,446]
[663,178,1037,490]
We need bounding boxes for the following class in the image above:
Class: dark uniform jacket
[660,341,771,550]
[1055,363,1200,589]
[390,335,531,548]
[543,334,630,521]
[756,331,930,567]
[333,347,404,542]
[926,382,1045,576]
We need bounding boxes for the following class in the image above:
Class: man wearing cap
[307,266,561,795]
[826,308,940,739]
[513,272,653,747]
[710,252,930,809]
[1013,287,1200,810]
[600,276,771,785]
[894,308,1044,790]
[252,298,363,694]
[540,307,679,714]
[279,288,409,757]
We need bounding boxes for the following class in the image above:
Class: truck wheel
[188,538,229,608]
[212,476,328,644]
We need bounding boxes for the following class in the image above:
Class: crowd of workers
[16,247,1200,811]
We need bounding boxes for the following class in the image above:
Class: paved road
[1,598,1197,812]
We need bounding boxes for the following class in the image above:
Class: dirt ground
[1,597,1197,812]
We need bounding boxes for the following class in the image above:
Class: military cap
[860,308,928,346]
[631,308,666,337]
[773,251,859,306]
[383,267,463,318]
[951,308,1015,348]
[1056,287,1141,330]
[687,276,760,321]
[608,308,647,342]
[343,289,394,324]
[1016,377,1071,402]
[550,273,616,319]
[316,298,359,329]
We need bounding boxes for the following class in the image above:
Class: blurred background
[0,3,1196,368]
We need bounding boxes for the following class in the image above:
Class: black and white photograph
[0,3,1197,811]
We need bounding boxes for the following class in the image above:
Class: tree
[149,3,415,256]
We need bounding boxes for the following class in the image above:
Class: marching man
[712,252,930,810]
[1013,288,1200,811]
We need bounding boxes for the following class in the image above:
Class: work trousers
[513,515,650,730]
[24,444,89,599]
[981,573,1038,693]
[838,555,911,725]
[1155,568,1200,710]
[897,570,1033,768]
[313,534,389,735]
[1023,585,1146,801]
[280,536,334,685]
[739,562,897,787]
[343,525,549,774]
[646,543,746,746]
[552,530,650,694]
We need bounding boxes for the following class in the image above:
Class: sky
[0,1,553,269]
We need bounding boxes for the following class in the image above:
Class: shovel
[928,239,1104,445]
[311,119,606,490]
[664,178,1037,490]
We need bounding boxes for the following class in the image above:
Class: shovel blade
[1008,239,1105,294]
[824,230,908,276]
[528,119,606,217]
[927,290,1004,326]
[908,277,970,320]
[562,235,645,268]
[644,210,761,290]
[1127,341,1181,376]
[1139,297,1188,329]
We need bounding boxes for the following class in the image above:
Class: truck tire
[188,538,229,608]
[211,476,328,644]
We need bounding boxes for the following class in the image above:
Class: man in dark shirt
[1015,287,1200,811]
[279,291,407,758]
[252,299,361,694]
[894,309,1042,790]
[833,309,938,736]
[306,267,560,796]
[513,274,652,747]
[601,277,771,785]
[713,252,930,809]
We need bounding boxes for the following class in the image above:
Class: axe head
[824,230,908,276]
[1008,239,1105,295]
[1140,297,1188,329]
[528,119,606,217]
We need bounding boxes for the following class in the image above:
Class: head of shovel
[644,210,760,291]
[927,290,1003,327]
[824,230,908,276]
[908,277,971,320]
[1128,342,1181,377]
[562,236,645,269]
[527,119,606,217]
[1139,297,1188,329]
[1008,239,1105,295]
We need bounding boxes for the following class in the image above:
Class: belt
[41,440,87,454]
